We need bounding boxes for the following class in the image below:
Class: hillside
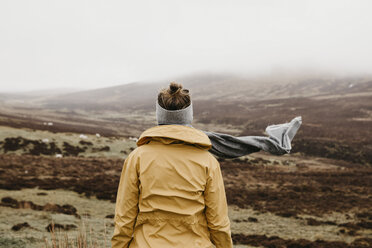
[0,73,371,247]
[30,73,372,112]
[0,73,371,164]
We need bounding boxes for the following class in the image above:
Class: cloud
[0,0,371,91]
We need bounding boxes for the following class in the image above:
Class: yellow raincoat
[111,124,233,248]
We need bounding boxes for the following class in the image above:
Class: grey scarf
[156,100,302,159]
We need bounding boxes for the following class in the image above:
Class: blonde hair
[157,82,191,110]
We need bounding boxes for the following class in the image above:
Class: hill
[29,73,372,112]
[0,73,371,164]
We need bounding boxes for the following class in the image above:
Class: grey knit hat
[156,99,193,126]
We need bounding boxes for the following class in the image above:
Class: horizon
[2,68,372,94]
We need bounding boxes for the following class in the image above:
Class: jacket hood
[136,125,212,150]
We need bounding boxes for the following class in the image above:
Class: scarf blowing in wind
[156,99,302,158]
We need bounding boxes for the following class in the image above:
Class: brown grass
[44,220,108,248]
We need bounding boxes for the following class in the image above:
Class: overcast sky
[0,0,371,92]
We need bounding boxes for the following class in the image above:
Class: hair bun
[158,81,191,110]
[169,82,182,95]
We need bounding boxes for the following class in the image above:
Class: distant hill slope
[33,73,372,112]
[0,73,371,164]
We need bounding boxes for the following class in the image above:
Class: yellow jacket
[111,124,233,248]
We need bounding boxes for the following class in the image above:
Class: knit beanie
[156,99,193,126]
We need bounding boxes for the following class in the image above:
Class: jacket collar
[136,124,212,150]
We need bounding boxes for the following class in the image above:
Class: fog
[0,0,371,92]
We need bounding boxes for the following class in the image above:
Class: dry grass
[44,220,109,248]
[0,188,115,248]
[0,125,137,158]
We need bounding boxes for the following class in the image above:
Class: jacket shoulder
[123,147,141,164]
[205,152,221,174]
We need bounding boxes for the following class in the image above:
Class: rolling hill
[0,72,371,164]
[32,73,372,112]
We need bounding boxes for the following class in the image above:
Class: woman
[111,82,302,247]
[111,82,233,248]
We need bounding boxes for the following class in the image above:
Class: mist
[1,0,371,92]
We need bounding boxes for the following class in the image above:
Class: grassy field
[0,125,371,247]
[2,183,370,247]
[1,87,371,165]
[0,188,112,248]
[0,85,371,247]
[0,125,137,158]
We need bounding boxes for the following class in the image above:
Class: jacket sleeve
[111,150,140,248]
[204,155,233,248]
